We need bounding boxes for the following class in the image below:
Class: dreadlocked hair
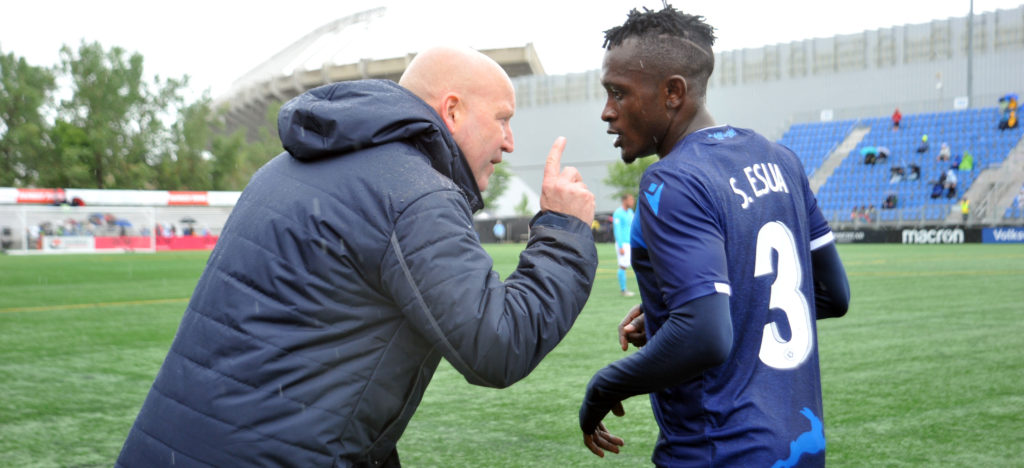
[603,5,716,50]
[603,5,716,98]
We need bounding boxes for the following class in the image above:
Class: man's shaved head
[400,46,513,111]
[399,46,516,192]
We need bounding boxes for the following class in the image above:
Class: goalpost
[2,205,157,255]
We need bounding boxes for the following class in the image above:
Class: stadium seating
[777,119,858,177]
[778,107,1024,223]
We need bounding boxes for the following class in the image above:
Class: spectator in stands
[999,94,1018,130]
[999,110,1018,130]
[891,108,902,130]
[944,167,958,198]
[850,205,863,222]
[960,197,970,224]
[889,165,905,183]
[916,134,930,154]
[861,145,877,165]
[907,163,921,181]
[866,205,877,223]
[959,150,974,171]
[116,45,598,467]
[883,193,898,209]
[930,181,945,199]
[937,142,951,161]
[876,146,890,164]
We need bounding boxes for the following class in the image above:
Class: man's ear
[440,92,462,133]
[665,75,687,109]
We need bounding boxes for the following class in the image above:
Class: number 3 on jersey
[754,221,813,369]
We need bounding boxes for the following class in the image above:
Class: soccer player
[613,193,636,296]
[578,7,851,467]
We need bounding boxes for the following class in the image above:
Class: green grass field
[1,244,1023,467]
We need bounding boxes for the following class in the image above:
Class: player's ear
[665,75,687,110]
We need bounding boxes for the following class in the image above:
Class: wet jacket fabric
[116,80,597,467]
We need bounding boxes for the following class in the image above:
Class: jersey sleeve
[638,168,730,311]
[799,160,833,251]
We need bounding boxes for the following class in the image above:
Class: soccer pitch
[1,244,1022,466]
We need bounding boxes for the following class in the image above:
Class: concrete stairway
[950,135,1024,223]
[809,126,871,193]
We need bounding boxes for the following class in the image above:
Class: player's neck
[660,107,716,158]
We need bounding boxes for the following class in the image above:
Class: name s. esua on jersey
[730,161,791,210]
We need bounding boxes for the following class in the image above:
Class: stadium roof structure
[216,6,546,136]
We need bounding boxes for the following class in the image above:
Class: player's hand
[582,403,626,458]
[618,304,646,350]
[540,137,595,224]
[618,247,625,255]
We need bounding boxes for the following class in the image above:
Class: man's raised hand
[540,137,595,224]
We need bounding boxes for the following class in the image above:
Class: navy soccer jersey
[630,126,834,466]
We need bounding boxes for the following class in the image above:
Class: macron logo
[644,182,664,216]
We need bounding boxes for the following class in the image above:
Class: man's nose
[502,126,514,153]
[601,104,616,122]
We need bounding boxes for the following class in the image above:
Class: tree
[209,128,250,190]
[482,162,510,210]
[241,100,285,177]
[55,41,184,188]
[40,120,94,187]
[0,49,55,186]
[157,95,216,189]
[603,157,656,200]
[514,193,531,216]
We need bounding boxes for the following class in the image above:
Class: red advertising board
[167,191,209,206]
[17,188,65,204]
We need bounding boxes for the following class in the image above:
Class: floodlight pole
[967,0,974,108]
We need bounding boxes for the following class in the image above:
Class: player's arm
[581,167,729,456]
[581,293,732,435]
[810,241,849,319]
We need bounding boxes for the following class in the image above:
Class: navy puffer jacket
[116,80,597,467]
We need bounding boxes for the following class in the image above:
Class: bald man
[116,46,597,467]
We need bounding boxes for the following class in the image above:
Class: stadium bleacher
[779,107,1024,224]
[777,119,858,178]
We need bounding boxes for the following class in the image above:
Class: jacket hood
[278,79,483,212]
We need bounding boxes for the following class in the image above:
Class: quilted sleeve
[380,189,597,388]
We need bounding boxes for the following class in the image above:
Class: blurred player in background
[613,193,636,296]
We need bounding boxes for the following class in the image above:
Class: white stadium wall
[507,6,1024,212]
